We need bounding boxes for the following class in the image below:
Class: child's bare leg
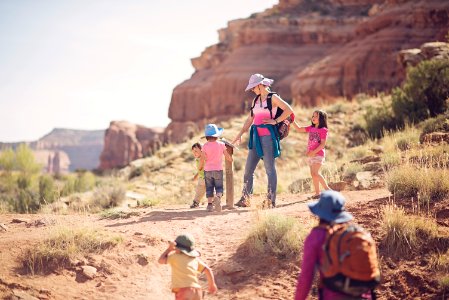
[310,164,321,196]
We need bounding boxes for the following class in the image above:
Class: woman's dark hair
[191,142,202,150]
[311,110,328,129]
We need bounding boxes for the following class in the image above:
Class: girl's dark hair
[191,142,202,150]
[311,110,328,128]
[206,136,218,141]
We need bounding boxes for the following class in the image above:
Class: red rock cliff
[166,0,449,143]
[99,121,165,170]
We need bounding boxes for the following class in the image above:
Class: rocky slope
[166,0,449,143]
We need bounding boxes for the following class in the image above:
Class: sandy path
[0,188,392,300]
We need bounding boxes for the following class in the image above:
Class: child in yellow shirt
[158,234,217,300]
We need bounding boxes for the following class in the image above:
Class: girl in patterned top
[293,110,331,199]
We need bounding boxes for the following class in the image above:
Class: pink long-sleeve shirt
[294,227,372,300]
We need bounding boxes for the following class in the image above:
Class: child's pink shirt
[305,126,328,157]
[202,141,226,172]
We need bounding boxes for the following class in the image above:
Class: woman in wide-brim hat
[231,73,295,208]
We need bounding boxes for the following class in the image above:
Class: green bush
[75,171,96,192]
[364,98,401,139]
[14,189,40,213]
[39,175,58,204]
[392,59,449,122]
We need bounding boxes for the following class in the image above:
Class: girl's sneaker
[190,201,200,208]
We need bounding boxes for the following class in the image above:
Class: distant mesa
[0,128,104,173]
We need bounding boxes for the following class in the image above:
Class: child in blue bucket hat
[199,124,233,212]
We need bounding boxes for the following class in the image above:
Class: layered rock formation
[167,0,449,142]
[99,121,165,170]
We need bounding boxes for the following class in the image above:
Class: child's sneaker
[206,203,214,212]
[214,197,222,212]
[190,201,200,208]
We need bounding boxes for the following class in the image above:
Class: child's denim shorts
[204,170,224,198]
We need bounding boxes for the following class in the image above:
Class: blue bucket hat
[204,124,223,137]
[308,190,353,224]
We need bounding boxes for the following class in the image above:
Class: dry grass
[430,250,449,273]
[380,204,438,257]
[22,227,122,274]
[243,211,310,259]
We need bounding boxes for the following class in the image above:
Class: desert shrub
[244,212,309,259]
[364,98,401,139]
[22,227,122,274]
[13,189,40,213]
[387,165,449,202]
[17,174,32,189]
[75,171,96,192]
[137,198,160,208]
[39,175,58,204]
[61,175,77,196]
[392,59,449,122]
[15,144,41,175]
[420,112,449,136]
[91,182,126,209]
[0,148,15,173]
[381,205,438,257]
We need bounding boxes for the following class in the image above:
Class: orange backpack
[318,223,381,297]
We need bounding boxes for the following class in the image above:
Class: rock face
[99,121,165,170]
[166,0,449,143]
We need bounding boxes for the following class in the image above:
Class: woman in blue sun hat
[232,73,295,208]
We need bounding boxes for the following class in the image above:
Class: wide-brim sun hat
[245,73,274,92]
[307,190,353,224]
[204,124,224,137]
[175,234,200,257]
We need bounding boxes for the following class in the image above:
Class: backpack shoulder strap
[266,92,277,119]
[250,95,260,117]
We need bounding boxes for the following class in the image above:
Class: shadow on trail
[104,195,311,228]
[104,207,251,227]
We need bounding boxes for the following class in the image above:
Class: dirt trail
[0,189,393,300]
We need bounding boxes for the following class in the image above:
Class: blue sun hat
[175,234,200,257]
[245,73,274,91]
[204,124,224,137]
[308,190,353,224]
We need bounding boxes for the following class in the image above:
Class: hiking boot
[206,203,214,212]
[190,201,200,209]
[214,197,222,212]
[235,196,250,208]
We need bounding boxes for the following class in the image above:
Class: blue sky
[0,0,277,142]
